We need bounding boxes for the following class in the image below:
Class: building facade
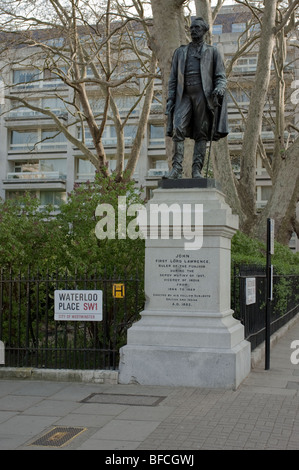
[0,5,298,250]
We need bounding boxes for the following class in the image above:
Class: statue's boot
[164,141,184,179]
[192,141,206,179]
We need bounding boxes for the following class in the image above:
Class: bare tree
[1,0,298,244]
[0,0,158,181]
[149,0,299,245]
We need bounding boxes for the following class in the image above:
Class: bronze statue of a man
[164,17,228,179]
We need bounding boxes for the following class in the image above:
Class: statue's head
[190,17,209,41]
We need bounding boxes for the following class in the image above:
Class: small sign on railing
[245,278,256,305]
[113,283,125,298]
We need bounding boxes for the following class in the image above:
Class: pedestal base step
[119,341,251,390]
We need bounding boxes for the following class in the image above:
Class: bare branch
[6,94,100,168]
[225,33,260,77]
[257,136,273,178]
[175,0,188,7]
[274,0,299,35]
[212,0,226,21]
[233,0,263,17]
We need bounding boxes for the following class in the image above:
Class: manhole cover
[29,426,87,448]
[81,393,165,406]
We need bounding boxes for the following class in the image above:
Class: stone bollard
[0,341,4,365]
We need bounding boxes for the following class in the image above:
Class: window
[108,159,128,172]
[88,97,107,116]
[6,190,26,200]
[77,158,96,179]
[261,186,272,201]
[103,125,136,146]
[10,130,67,152]
[115,60,139,79]
[227,88,250,103]
[232,23,246,33]
[76,158,129,180]
[155,160,168,170]
[42,37,64,47]
[10,130,38,151]
[13,69,40,88]
[228,120,244,133]
[212,24,223,35]
[40,190,66,206]
[42,97,65,115]
[114,96,140,115]
[149,124,165,146]
[249,23,261,34]
[8,159,66,180]
[40,130,67,150]
[124,125,137,144]
[151,92,163,113]
[9,100,40,118]
[14,161,39,173]
[39,159,66,177]
[6,190,66,206]
[78,127,93,146]
[42,68,67,88]
[232,56,257,73]
[9,97,66,117]
[78,124,137,148]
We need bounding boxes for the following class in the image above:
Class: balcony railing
[6,171,66,180]
[9,143,67,152]
[228,131,295,141]
[13,79,66,91]
[148,138,165,147]
[8,109,68,119]
[147,168,168,177]
[76,137,135,148]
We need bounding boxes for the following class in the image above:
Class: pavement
[1,317,299,451]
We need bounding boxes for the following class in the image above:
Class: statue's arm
[166,48,179,110]
[212,47,227,95]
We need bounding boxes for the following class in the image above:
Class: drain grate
[29,426,87,448]
[81,393,165,406]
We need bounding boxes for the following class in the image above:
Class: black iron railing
[1,264,298,368]
[0,267,143,370]
[232,265,299,350]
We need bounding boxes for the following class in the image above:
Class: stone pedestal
[118,180,251,389]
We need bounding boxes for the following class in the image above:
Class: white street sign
[54,290,103,321]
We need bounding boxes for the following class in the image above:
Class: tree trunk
[238,0,277,230]
[150,0,188,87]
[212,138,246,225]
[125,56,158,180]
[150,0,299,247]
[194,0,213,43]
[254,137,299,244]
[272,29,287,179]
[150,0,188,167]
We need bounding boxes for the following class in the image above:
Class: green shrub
[0,172,146,276]
[231,231,299,274]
